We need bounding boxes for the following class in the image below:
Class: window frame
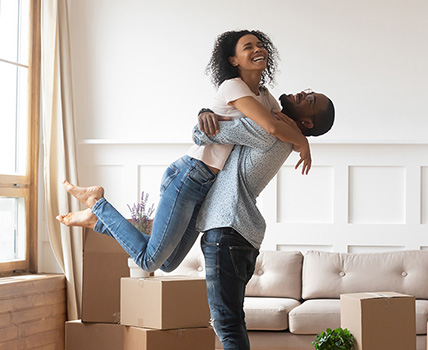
[0,0,41,276]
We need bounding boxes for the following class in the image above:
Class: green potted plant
[312,327,354,350]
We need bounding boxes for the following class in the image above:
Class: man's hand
[198,111,232,137]
[295,140,312,175]
[273,111,311,174]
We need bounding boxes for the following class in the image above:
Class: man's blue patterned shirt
[194,118,292,249]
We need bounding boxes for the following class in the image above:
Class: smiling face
[280,91,333,136]
[228,34,268,74]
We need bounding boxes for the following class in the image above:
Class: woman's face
[229,34,268,74]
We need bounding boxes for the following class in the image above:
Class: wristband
[198,108,214,116]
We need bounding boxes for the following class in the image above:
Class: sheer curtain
[41,0,82,320]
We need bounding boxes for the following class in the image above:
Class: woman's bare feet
[63,180,104,209]
[56,208,97,229]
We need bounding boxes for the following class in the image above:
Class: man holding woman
[57,29,334,349]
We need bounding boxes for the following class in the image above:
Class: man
[195,90,334,350]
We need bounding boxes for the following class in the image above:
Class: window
[0,0,40,275]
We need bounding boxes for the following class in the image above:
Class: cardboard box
[65,320,124,350]
[82,228,130,323]
[121,276,210,330]
[123,326,215,350]
[341,292,416,350]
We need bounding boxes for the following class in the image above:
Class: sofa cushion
[289,299,428,336]
[416,300,428,335]
[244,297,301,331]
[246,251,303,299]
[288,299,340,335]
[302,250,428,299]
[289,298,428,336]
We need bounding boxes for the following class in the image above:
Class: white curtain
[41,0,82,320]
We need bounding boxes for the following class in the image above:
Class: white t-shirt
[187,77,280,170]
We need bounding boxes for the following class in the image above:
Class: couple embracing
[58,30,334,350]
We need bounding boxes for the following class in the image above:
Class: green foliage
[312,327,354,350]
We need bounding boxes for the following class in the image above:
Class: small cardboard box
[82,228,130,323]
[121,276,210,330]
[65,320,124,350]
[341,292,416,350]
[123,326,215,350]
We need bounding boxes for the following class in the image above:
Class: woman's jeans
[92,155,216,272]
[201,228,259,350]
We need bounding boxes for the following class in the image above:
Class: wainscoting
[75,141,428,254]
[0,274,66,350]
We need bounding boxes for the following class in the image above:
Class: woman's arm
[231,96,307,147]
[196,95,312,174]
[197,110,232,137]
[232,96,311,174]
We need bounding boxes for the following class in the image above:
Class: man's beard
[280,104,298,121]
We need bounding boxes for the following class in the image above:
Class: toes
[63,180,74,190]
[56,214,68,225]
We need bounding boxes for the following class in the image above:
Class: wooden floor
[0,274,66,350]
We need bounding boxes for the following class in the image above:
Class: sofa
[157,248,428,350]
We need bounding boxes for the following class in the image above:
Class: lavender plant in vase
[127,191,155,277]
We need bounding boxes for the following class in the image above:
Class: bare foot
[56,208,97,229]
[63,180,104,209]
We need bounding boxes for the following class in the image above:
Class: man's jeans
[93,155,216,272]
[201,228,259,350]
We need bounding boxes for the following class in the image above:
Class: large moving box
[341,292,416,350]
[82,228,129,323]
[121,276,210,330]
[123,326,215,350]
[65,320,124,350]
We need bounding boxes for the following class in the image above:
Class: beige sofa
[158,249,428,350]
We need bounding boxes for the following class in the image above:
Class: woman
[57,29,310,273]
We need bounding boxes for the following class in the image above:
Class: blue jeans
[201,228,259,350]
[93,155,216,272]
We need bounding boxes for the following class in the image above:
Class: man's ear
[301,118,314,129]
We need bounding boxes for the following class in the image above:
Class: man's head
[279,90,335,136]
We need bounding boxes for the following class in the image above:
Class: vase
[128,258,150,278]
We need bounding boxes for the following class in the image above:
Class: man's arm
[194,113,312,174]
[193,117,276,153]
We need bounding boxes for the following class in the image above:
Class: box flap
[341,291,414,300]
[84,228,129,254]
[82,229,130,323]
[138,276,206,283]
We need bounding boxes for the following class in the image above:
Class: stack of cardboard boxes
[65,229,215,349]
[121,276,214,349]
[65,229,129,349]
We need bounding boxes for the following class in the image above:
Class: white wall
[38,0,428,271]
[75,142,428,255]
[69,0,428,143]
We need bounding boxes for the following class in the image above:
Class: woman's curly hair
[206,30,280,89]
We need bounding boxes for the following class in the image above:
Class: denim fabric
[93,155,216,272]
[201,228,259,350]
